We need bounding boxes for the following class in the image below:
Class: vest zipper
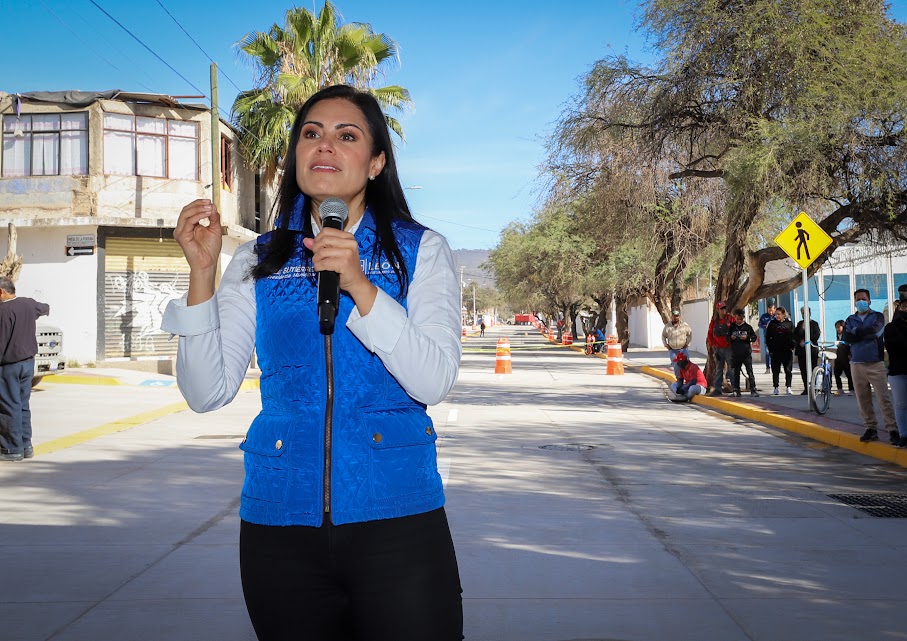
[323,333,334,520]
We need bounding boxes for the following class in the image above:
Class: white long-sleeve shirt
[161,226,462,412]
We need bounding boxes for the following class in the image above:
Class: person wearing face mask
[884,296,907,448]
[842,289,897,444]
[729,309,759,397]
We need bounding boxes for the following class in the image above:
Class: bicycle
[809,341,838,415]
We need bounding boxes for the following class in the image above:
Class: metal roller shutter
[103,237,189,359]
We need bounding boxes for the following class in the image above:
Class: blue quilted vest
[240,208,444,526]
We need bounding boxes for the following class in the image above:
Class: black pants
[240,508,463,641]
[732,353,756,392]
[770,351,793,388]
[796,347,819,389]
[834,357,854,391]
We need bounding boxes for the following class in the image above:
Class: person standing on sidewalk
[884,297,907,448]
[843,289,898,444]
[765,306,795,395]
[729,309,759,397]
[793,307,821,395]
[479,320,485,337]
[0,277,49,462]
[833,319,854,395]
[758,300,776,373]
[707,301,735,396]
[162,86,464,640]
[662,309,692,378]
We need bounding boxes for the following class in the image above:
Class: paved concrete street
[2,325,907,640]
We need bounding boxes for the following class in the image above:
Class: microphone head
[319,197,349,227]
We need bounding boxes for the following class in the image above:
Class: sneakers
[773,387,779,395]
[898,436,907,449]
[23,446,33,459]
[733,390,742,397]
[786,387,794,395]
[0,452,23,462]
[889,430,900,446]
[750,390,759,397]
[800,390,807,395]
[708,389,723,397]
[860,429,879,443]
[764,367,771,373]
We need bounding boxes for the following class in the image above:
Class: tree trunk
[615,290,630,352]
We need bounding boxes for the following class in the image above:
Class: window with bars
[221,135,234,190]
[1,113,89,177]
[103,114,198,180]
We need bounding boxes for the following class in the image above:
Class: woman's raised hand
[174,199,222,273]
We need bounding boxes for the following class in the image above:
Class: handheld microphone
[317,197,349,335]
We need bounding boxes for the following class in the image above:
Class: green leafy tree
[232,1,412,184]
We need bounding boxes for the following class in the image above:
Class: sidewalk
[43,366,262,389]
[622,347,907,468]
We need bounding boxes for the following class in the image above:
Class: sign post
[774,212,833,399]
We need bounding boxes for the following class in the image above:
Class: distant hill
[451,249,495,287]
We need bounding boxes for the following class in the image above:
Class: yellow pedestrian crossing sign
[774,212,833,269]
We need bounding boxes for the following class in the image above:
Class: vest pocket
[240,415,291,504]
[367,411,442,502]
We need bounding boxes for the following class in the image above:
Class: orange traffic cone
[606,339,624,375]
[495,337,512,374]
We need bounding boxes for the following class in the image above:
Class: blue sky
[2,0,905,249]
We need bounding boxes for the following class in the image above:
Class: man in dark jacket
[843,288,896,444]
[0,277,50,461]
[729,309,759,397]
[793,307,821,395]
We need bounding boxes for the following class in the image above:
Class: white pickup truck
[34,323,65,386]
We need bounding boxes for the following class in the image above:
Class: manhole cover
[828,493,907,518]
[539,444,595,452]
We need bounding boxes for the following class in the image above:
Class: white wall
[1,226,100,363]
[627,298,711,354]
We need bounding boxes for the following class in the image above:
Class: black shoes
[898,436,907,449]
[860,429,879,442]
[23,446,33,459]
[708,390,723,397]
[0,452,23,462]
[889,431,900,446]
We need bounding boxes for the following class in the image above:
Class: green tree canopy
[232,1,412,184]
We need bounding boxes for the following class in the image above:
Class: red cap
[716,301,727,309]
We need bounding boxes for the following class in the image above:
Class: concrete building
[0,90,265,368]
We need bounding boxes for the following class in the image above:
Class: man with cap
[706,301,735,395]
[758,299,776,373]
[662,308,692,378]
[670,352,707,401]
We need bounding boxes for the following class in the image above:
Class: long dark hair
[251,85,416,296]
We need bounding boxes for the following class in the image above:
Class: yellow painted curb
[33,401,190,457]
[640,365,907,468]
[239,378,261,391]
[41,375,121,386]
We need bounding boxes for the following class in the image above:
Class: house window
[221,135,233,190]
[103,114,198,180]
[1,113,89,177]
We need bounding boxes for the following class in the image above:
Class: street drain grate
[828,493,907,518]
[539,444,595,452]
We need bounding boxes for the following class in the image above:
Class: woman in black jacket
[833,319,853,394]
[884,300,907,448]
[765,306,795,395]
[793,307,821,395]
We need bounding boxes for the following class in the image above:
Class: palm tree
[232,1,412,184]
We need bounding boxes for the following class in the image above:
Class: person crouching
[670,353,707,401]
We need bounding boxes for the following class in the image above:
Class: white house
[0,90,268,369]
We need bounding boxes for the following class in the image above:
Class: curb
[639,365,907,469]
[41,374,122,386]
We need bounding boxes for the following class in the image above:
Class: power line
[87,0,207,98]
[417,213,501,234]
[152,0,245,96]
[35,0,159,94]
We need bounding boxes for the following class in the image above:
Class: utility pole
[210,63,221,213]
[472,283,476,326]
[459,266,465,327]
